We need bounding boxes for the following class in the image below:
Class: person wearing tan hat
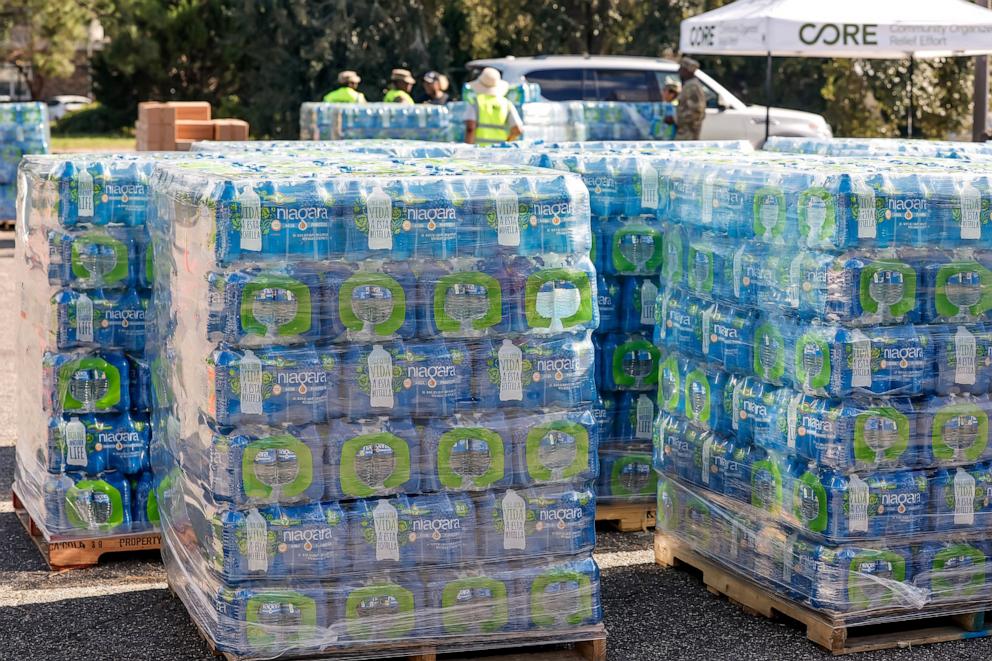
[670,56,705,140]
[463,67,522,146]
[384,69,416,104]
[323,70,367,103]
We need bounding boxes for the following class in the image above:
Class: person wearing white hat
[463,67,522,146]
[323,70,367,103]
[384,69,416,104]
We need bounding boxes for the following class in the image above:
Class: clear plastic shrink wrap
[765,137,992,160]
[148,153,604,658]
[655,148,992,620]
[480,140,753,505]
[15,154,160,538]
[1,102,49,218]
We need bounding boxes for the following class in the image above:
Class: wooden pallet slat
[192,616,606,661]
[12,487,161,571]
[595,501,656,532]
[655,531,992,655]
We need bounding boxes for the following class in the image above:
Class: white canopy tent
[679,0,992,138]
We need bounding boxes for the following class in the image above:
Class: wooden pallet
[655,532,992,655]
[192,614,606,661]
[11,487,161,571]
[596,501,656,532]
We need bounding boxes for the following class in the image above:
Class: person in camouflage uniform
[673,57,706,140]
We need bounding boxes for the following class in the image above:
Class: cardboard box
[213,119,249,141]
[140,104,173,126]
[175,120,215,141]
[169,102,211,121]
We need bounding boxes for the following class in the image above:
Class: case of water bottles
[1,102,49,218]
[14,153,160,539]
[147,152,604,658]
[654,146,992,619]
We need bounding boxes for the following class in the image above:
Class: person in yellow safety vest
[383,69,416,104]
[463,67,523,146]
[323,71,367,103]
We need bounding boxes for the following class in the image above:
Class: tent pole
[907,55,915,138]
[975,0,991,141]
[765,51,772,143]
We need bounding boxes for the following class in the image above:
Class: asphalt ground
[2,234,992,660]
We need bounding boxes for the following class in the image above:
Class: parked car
[466,55,832,146]
[46,95,94,122]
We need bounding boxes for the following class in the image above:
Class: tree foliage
[0,0,106,99]
[83,0,986,139]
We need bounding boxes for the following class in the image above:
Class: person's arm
[463,102,478,144]
[505,103,524,142]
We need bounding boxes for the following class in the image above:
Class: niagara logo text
[537,357,577,373]
[283,528,336,543]
[407,364,456,379]
[105,309,144,321]
[407,207,455,222]
[713,323,739,340]
[880,492,921,507]
[275,207,329,222]
[97,431,140,445]
[724,190,745,206]
[276,371,327,386]
[881,347,923,361]
[533,201,574,217]
[890,198,928,213]
[412,517,461,532]
[539,507,583,521]
[105,183,146,196]
[741,399,767,417]
[800,415,834,434]
[586,177,618,191]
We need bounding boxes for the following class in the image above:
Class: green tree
[0,0,106,100]
[90,0,240,128]
[822,58,975,138]
[225,0,455,136]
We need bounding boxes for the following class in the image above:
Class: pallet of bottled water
[300,103,459,141]
[765,136,992,160]
[654,146,992,622]
[147,152,605,658]
[1,102,49,218]
[14,154,160,543]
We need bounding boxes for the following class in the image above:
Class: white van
[467,55,832,146]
